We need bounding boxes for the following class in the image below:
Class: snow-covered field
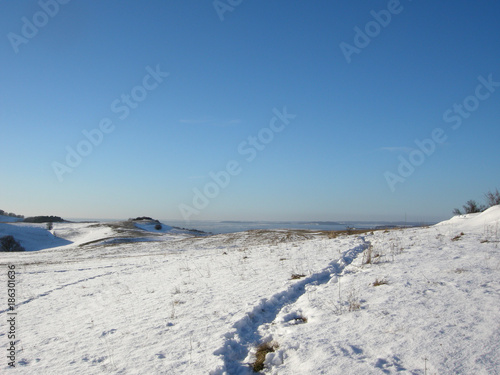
[1,209,499,374]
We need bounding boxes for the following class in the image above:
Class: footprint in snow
[100,328,117,337]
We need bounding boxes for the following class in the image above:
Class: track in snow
[211,237,370,374]
[0,271,115,315]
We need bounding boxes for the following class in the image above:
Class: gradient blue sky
[1,1,499,223]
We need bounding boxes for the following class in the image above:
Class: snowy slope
[0,220,201,253]
[0,215,23,223]
[0,210,499,374]
[257,210,500,374]
[134,220,173,233]
[436,205,500,232]
[0,223,72,251]
[50,222,117,247]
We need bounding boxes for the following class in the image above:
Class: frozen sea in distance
[66,219,435,234]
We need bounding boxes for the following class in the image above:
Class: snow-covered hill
[0,220,204,252]
[0,223,72,251]
[1,208,499,374]
[0,215,23,223]
[436,204,500,231]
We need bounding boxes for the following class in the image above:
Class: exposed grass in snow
[372,277,389,287]
[252,342,279,372]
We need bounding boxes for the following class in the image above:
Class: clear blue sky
[1,0,499,223]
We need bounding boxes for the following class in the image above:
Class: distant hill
[129,216,161,223]
[23,216,66,223]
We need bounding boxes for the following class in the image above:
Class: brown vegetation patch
[252,342,278,372]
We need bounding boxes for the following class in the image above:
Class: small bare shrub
[362,245,373,265]
[347,289,361,312]
[332,286,362,315]
[453,200,484,215]
[372,250,385,264]
[0,236,25,252]
[485,189,500,207]
[291,273,306,280]
[454,189,500,215]
[327,231,338,239]
[389,241,403,260]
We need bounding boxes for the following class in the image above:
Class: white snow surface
[436,205,500,231]
[1,209,499,374]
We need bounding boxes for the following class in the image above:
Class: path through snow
[211,238,370,374]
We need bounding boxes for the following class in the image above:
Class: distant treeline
[129,217,160,223]
[0,210,24,219]
[23,216,65,223]
[453,189,500,215]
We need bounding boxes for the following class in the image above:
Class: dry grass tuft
[452,232,465,241]
[252,342,278,372]
[326,228,382,239]
[295,316,308,323]
[291,273,306,280]
[373,278,389,286]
